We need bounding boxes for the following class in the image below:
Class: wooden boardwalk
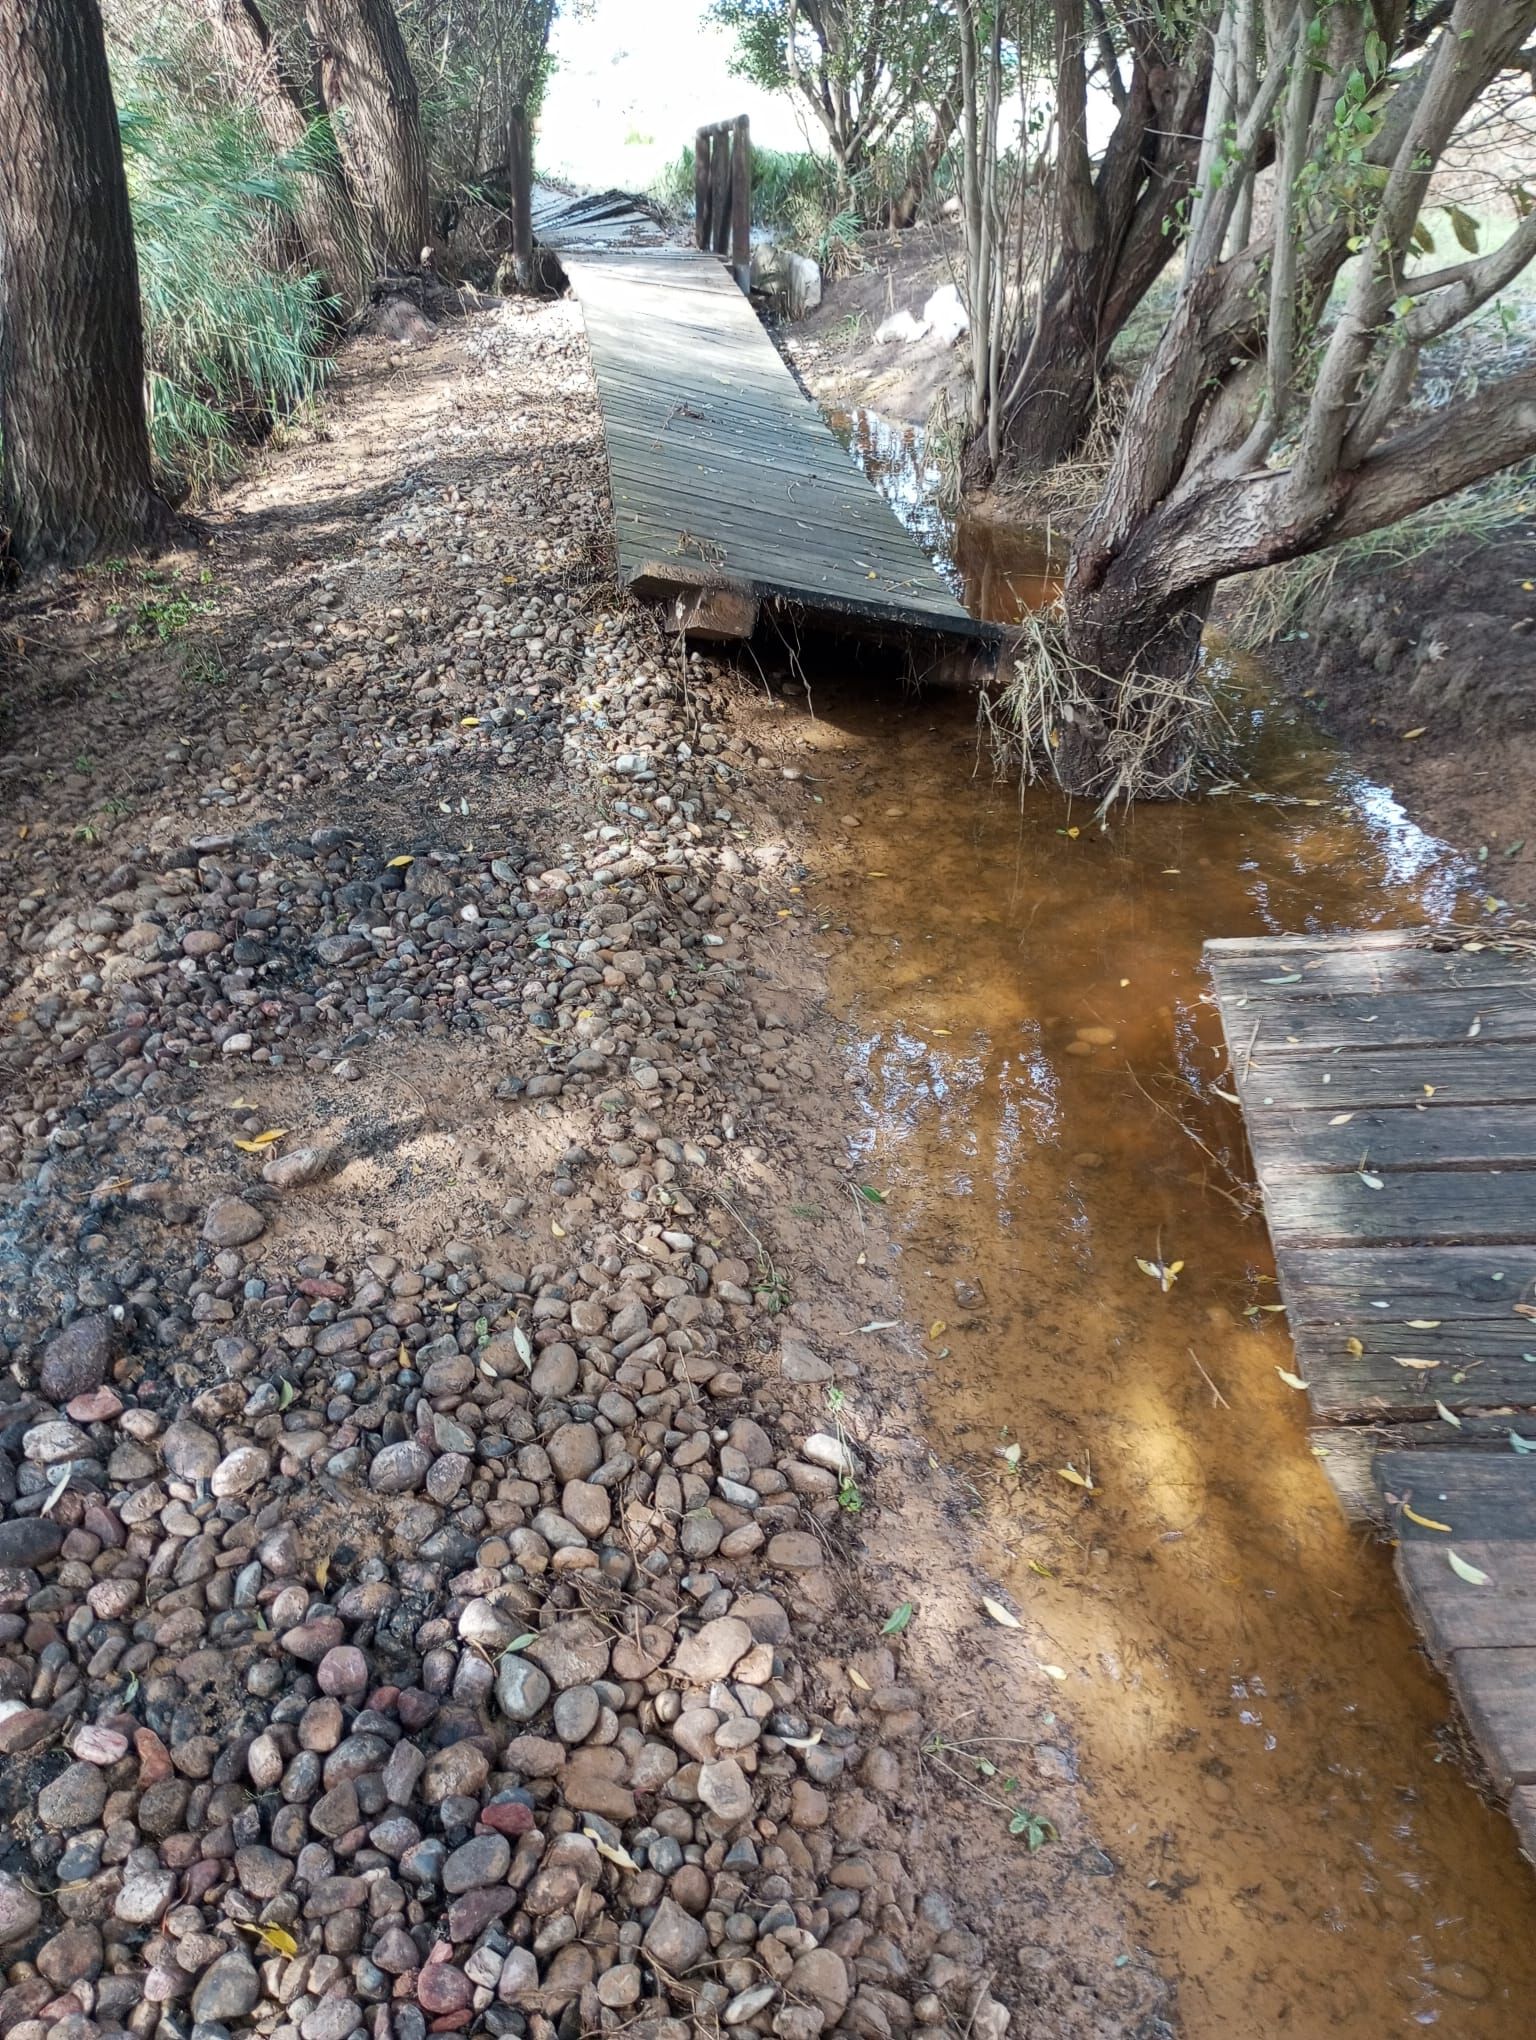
[1206,929,1536,1856]
[560,244,994,648]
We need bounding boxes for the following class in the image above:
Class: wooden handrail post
[694,126,711,250]
[508,102,534,288]
[693,116,752,295]
[730,114,751,293]
[708,127,731,256]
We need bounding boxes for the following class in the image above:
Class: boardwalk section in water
[559,245,993,649]
[1206,930,1536,1857]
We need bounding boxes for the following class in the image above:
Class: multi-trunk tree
[0,0,168,565]
[202,0,372,310]
[1003,0,1536,804]
[307,0,430,269]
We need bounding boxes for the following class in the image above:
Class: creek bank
[1242,527,1536,874]
[0,300,1170,2040]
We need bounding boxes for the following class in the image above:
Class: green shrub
[118,87,333,500]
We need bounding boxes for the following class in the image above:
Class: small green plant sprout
[753,1253,791,1314]
[1009,1808,1057,1851]
[923,1732,1058,1849]
[837,1472,863,1513]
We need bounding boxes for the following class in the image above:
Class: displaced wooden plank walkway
[1206,929,1536,1854]
[561,244,995,647]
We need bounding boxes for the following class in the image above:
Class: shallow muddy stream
[795,415,1536,2032]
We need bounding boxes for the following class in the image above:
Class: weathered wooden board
[1245,1103,1536,1172]
[1203,943,1536,998]
[1261,1168,1536,1247]
[1210,934,1536,1850]
[1376,1453,1536,1794]
[1221,985,1536,1051]
[1236,1043,1536,1110]
[1279,1244,1536,1322]
[565,245,996,646]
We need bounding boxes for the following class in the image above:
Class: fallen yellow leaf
[848,1666,871,1691]
[585,1829,639,1872]
[1402,726,1427,740]
[387,854,415,868]
[233,1128,287,1152]
[981,1596,1022,1629]
[1404,1504,1451,1532]
[239,1923,298,1957]
[1057,1464,1096,1492]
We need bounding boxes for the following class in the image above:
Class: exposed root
[983,603,1232,813]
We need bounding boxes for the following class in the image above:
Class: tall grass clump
[114,48,334,500]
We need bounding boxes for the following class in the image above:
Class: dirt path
[0,301,1171,2039]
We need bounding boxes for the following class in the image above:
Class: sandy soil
[778,223,967,426]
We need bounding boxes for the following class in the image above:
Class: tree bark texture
[204,0,372,309]
[0,0,167,565]
[998,6,1211,474]
[308,0,428,270]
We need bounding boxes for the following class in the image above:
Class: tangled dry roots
[983,603,1230,812]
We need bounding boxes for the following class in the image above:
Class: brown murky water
[799,414,1536,2032]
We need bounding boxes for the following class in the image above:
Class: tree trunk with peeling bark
[0,0,169,566]
[204,0,372,310]
[308,0,428,271]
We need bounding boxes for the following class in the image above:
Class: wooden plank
[1261,1167,1536,1247]
[1209,934,1536,1840]
[1207,944,1536,999]
[1234,1043,1536,1110]
[1247,1102,1536,1173]
[1375,1453,1536,1793]
[1221,986,1536,1052]
[730,116,751,289]
[567,245,993,647]
[1292,1341,1536,1421]
[1309,1418,1532,1524]
[1378,1451,1536,1546]
[1278,1244,1536,1323]
[1447,1650,1536,1789]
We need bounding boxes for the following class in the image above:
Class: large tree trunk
[993,7,1209,475]
[1052,565,1213,801]
[0,0,168,567]
[204,0,371,310]
[307,0,428,271]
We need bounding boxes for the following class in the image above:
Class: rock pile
[0,304,1015,2039]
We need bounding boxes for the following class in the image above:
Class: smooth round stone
[442,1833,511,1893]
[317,1646,369,1696]
[496,1654,551,1723]
[552,1684,600,1745]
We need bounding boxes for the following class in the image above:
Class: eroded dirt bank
[0,301,1173,2040]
